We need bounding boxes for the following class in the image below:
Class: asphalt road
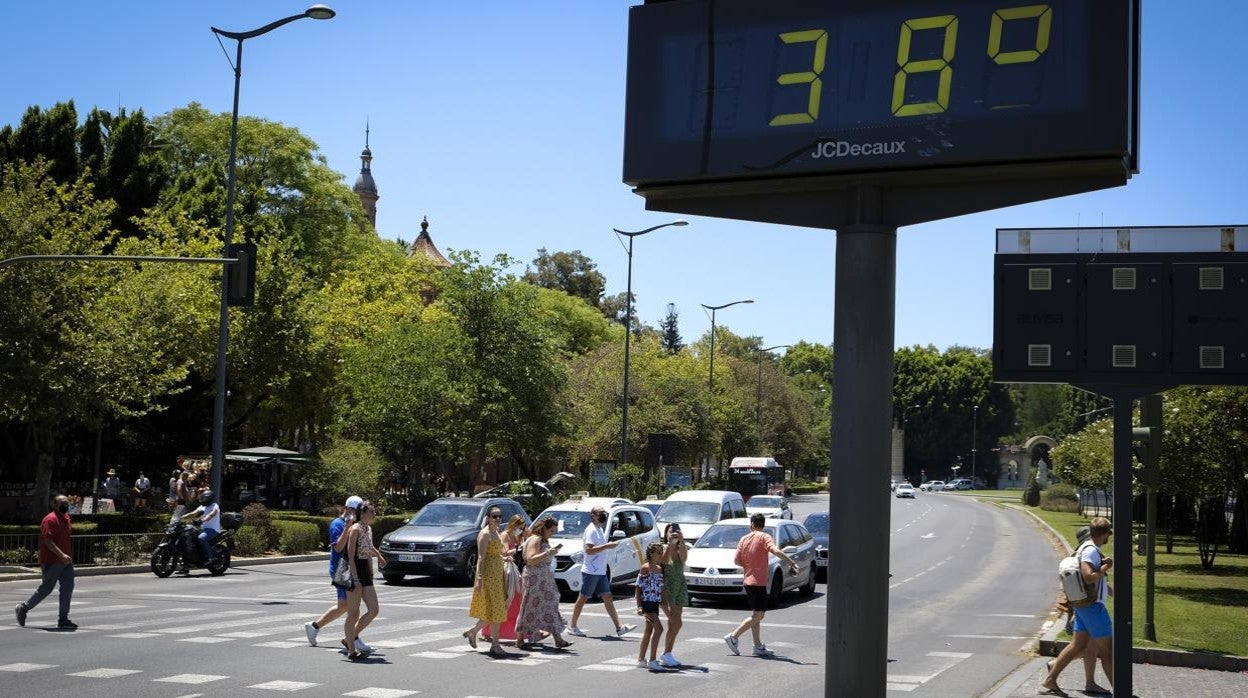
[0,493,1058,697]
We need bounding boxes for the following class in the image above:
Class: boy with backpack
[1039,517,1114,697]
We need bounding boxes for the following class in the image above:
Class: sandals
[554,639,574,649]
[462,630,478,649]
[487,646,509,658]
[1037,687,1069,697]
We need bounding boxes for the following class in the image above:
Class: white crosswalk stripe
[0,663,58,672]
[342,689,421,698]
[67,668,143,678]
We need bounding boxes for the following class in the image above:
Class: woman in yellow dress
[464,505,510,656]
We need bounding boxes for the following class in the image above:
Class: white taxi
[536,498,660,599]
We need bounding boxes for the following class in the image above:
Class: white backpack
[1058,540,1099,608]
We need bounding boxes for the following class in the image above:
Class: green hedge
[1040,482,1080,513]
[789,484,825,494]
[270,513,334,545]
[0,522,99,535]
[232,525,270,557]
[272,520,320,554]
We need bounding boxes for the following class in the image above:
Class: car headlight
[570,551,584,564]
[436,540,464,552]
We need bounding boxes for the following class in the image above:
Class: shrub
[1023,469,1042,507]
[269,513,334,545]
[103,535,152,565]
[296,439,387,511]
[242,503,272,529]
[273,520,320,554]
[232,525,270,557]
[1041,483,1081,513]
[0,547,34,564]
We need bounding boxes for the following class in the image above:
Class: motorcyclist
[180,489,222,574]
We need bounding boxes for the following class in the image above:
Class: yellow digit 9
[891,15,958,117]
[769,29,828,127]
[988,5,1052,65]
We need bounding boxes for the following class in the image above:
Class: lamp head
[671,220,689,227]
[305,4,335,19]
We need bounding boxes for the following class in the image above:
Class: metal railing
[0,532,162,567]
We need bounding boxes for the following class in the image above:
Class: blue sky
[3,1,1241,351]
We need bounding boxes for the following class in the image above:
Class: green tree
[659,303,683,354]
[297,439,389,508]
[522,248,605,308]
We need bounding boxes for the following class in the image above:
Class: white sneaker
[568,626,587,637]
[637,659,648,668]
[303,621,318,647]
[723,634,740,655]
[648,659,666,671]
[752,644,774,657]
[354,638,373,654]
[616,624,636,636]
[659,652,680,667]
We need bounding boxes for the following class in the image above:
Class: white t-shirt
[135,477,150,492]
[582,524,608,575]
[1078,541,1107,604]
[199,502,222,533]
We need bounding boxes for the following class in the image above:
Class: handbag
[331,555,354,591]
[503,558,521,605]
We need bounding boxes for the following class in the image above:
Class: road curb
[0,553,329,583]
[999,501,1248,673]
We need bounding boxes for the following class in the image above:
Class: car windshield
[657,501,721,524]
[803,513,828,534]
[541,510,593,539]
[749,496,782,508]
[694,524,776,549]
[409,501,484,527]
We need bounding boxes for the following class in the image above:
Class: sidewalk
[986,656,1248,698]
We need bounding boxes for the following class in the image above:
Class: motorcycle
[150,512,242,577]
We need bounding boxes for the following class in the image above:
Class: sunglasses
[490,513,502,519]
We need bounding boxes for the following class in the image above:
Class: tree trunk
[1229,485,1248,555]
[1195,494,1226,570]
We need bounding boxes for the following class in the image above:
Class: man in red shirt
[723,513,799,657]
[14,495,77,630]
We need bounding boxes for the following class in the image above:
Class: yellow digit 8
[988,5,1052,65]
[769,29,828,127]
[891,15,959,117]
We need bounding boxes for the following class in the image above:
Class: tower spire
[352,121,378,227]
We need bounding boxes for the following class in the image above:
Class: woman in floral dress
[516,516,573,649]
[465,506,509,656]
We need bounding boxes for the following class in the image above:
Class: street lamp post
[972,404,979,485]
[755,344,791,447]
[700,299,754,479]
[614,220,687,470]
[208,4,334,497]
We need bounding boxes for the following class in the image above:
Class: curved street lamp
[700,299,753,479]
[614,220,687,468]
[208,5,335,496]
[755,344,791,447]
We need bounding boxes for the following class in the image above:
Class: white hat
[344,495,364,509]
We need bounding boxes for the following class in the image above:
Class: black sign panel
[625,0,1137,187]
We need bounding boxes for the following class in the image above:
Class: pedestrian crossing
[3,593,817,693]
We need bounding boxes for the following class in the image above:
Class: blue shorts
[331,572,346,601]
[1073,603,1112,639]
[579,572,612,599]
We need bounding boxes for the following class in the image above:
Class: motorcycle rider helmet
[200,489,216,505]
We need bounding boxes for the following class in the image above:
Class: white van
[655,490,746,545]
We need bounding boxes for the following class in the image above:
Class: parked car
[745,495,793,520]
[684,518,818,606]
[947,478,974,491]
[894,483,916,498]
[637,499,665,516]
[379,497,530,584]
[537,500,659,599]
[802,511,828,581]
[920,480,945,492]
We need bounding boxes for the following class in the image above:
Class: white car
[894,483,915,498]
[684,518,818,607]
[745,495,793,520]
[536,500,659,599]
[947,478,974,491]
[920,480,945,492]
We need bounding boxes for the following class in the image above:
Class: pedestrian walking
[1040,517,1115,697]
[14,494,78,630]
[635,542,667,670]
[463,505,511,657]
[132,472,151,512]
[515,517,573,650]
[304,496,362,648]
[343,501,386,660]
[486,514,528,643]
[659,523,689,667]
[567,506,635,638]
[723,513,799,657]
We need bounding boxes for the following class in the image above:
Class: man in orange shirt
[14,494,77,630]
[723,513,799,657]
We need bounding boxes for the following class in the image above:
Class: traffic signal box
[993,227,1248,387]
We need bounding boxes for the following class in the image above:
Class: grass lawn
[1019,504,1248,657]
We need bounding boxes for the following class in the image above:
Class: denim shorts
[580,572,612,599]
[1073,602,1112,639]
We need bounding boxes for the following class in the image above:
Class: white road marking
[408,651,464,659]
[154,673,230,684]
[0,663,57,672]
[342,690,421,698]
[254,641,306,649]
[248,680,321,691]
[947,634,1029,640]
[886,682,919,692]
[178,637,235,643]
[107,632,160,639]
[154,612,307,635]
[67,668,142,678]
[372,629,462,649]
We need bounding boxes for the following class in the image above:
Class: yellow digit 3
[769,29,828,127]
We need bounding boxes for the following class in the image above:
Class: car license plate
[816,559,828,567]
[692,576,737,587]
[398,553,423,562]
